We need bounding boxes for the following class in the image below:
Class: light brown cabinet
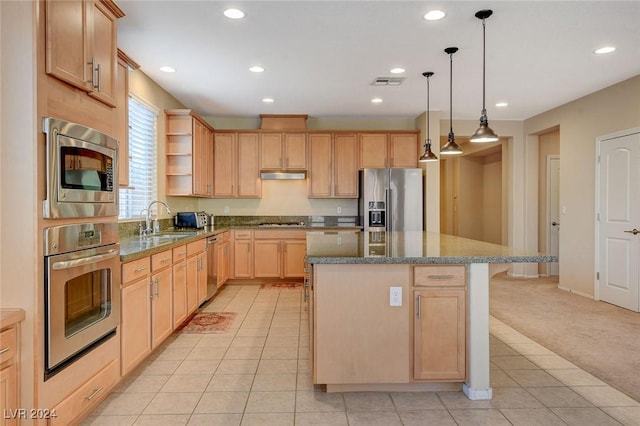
[413,265,466,381]
[214,132,261,198]
[359,132,419,169]
[308,133,358,198]
[260,133,307,170]
[45,0,123,107]
[0,324,19,426]
[217,240,231,287]
[116,50,129,187]
[186,239,207,310]
[165,109,215,197]
[253,230,306,278]
[120,257,152,376]
[172,251,188,329]
[120,250,174,376]
[232,230,253,279]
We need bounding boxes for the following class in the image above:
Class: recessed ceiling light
[249,66,264,73]
[424,10,446,21]
[262,98,274,103]
[594,46,616,55]
[495,102,508,108]
[224,8,245,19]
[390,67,405,74]
[160,66,176,73]
[371,97,383,104]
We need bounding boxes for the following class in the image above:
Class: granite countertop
[305,231,557,264]
[119,225,362,262]
[0,308,26,329]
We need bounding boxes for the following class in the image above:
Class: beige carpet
[490,272,640,402]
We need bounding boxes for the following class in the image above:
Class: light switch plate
[389,286,402,307]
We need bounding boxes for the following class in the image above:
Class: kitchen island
[305,231,556,400]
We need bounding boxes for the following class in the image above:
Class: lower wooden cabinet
[150,267,173,349]
[0,324,19,426]
[217,240,230,287]
[413,265,466,381]
[120,276,152,375]
[49,360,119,426]
[172,260,188,328]
[254,230,307,278]
[232,230,253,279]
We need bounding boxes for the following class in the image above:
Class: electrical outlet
[337,206,342,214]
[389,286,402,307]
[224,206,230,214]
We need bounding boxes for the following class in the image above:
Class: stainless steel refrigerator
[358,168,423,231]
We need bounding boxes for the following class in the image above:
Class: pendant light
[419,71,438,162]
[470,9,499,143]
[440,47,463,155]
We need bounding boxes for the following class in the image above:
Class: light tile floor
[83,284,640,425]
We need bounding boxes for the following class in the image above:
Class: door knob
[552,221,560,226]
[624,229,639,235]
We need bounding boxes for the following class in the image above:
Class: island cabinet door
[414,289,466,381]
[314,264,410,384]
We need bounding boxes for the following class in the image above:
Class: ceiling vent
[371,77,406,86]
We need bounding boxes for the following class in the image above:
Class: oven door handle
[52,249,119,270]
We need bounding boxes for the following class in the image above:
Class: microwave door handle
[51,249,119,270]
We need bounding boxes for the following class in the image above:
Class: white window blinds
[119,96,158,219]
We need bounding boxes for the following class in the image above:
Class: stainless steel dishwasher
[206,234,219,301]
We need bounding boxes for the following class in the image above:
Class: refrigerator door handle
[385,188,391,232]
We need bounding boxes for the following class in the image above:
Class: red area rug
[260,281,303,290]
[177,312,236,334]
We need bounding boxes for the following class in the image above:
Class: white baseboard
[463,383,493,400]
[557,285,595,299]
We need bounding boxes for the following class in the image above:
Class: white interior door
[547,156,560,276]
[598,131,640,312]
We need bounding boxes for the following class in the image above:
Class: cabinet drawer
[172,245,187,263]
[0,326,17,364]
[122,257,150,285]
[234,230,252,240]
[152,250,174,272]
[187,239,206,257]
[219,231,230,242]
[254,229,306,239]
[413,265,465,287]
[50,360,119,426]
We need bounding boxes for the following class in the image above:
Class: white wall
[525,75,640,297]
[0,0,37,412]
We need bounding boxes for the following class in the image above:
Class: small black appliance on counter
[174,211,207,229]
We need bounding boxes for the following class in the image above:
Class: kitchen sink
[143,232,196,244]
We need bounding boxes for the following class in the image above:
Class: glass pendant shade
[471,9,498,143]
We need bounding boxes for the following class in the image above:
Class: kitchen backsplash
[119,215,359,238]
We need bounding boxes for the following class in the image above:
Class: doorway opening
[440,138,506,245]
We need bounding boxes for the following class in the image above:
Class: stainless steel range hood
[260,170,307,180]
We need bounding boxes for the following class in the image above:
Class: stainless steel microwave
[43,118,119,218]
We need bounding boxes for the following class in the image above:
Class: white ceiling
[117,1,640,122]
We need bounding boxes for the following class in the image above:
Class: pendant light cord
[449,51,453,135]
[426,75,430,144]
[482,17,486,115]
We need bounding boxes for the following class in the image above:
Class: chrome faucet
[142,200,172,236]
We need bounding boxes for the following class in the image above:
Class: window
[119,96,158,219]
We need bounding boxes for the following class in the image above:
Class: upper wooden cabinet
[45,0,124,107]
[260,133,307,170]
[165,109,215,197]
[359,132,419,169]
[214,132,261,198]
[308,133,358,198]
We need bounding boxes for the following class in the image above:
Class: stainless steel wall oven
[44,222,120,379]
[43,117,118,218]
